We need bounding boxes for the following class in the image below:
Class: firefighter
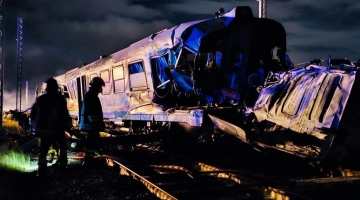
[79,77,105,167]
[30,78,71,177]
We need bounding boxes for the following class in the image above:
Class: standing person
[30,78,71,177]
[79,77,105,167]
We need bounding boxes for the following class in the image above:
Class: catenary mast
[25,80,28,108]
[256,0,267,18]
[0,0,4,129]
[16,18,23,111]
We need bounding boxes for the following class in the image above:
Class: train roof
[60,6,284,79]
[84,7,251,67]
[111,6,245,60]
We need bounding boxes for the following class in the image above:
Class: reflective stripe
[88,115,99,122]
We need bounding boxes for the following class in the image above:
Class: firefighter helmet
[45,78,58,92]
[90,77,105,88]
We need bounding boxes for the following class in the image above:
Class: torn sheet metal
[253,66,355,138]
[250,66,356,158]
[208,65,359,159]
[208,114,248,143]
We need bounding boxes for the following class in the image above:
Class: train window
[100,70,110,82]
[63,85,70,98]
[100,70,111,95]
[88,73,97,91]
[128,61,147,91]
[113,65,125,93]
[67,83,73,99]
[71,80,77,99]
[90,73,97,80]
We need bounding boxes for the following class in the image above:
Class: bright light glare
[0,150,60,172]
[0,151,32,172]
[0,146,82,172]
[0,151,80,172]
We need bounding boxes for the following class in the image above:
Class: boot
[51,160,67,173]
[37,165,47,179]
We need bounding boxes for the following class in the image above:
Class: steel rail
[99,154,178,200]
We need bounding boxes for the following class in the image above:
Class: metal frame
[0,0,4,129]
[16,18,23,111]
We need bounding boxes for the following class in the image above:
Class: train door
[150,54,169,90]
[76,75,87,119]
[150,54,174,106]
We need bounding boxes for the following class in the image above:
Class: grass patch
[0,149,31,172]
[0,137,32,172]
[0,117,32,172]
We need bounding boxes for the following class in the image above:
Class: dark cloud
[2,0,360,110]
[5,0,173,88]
[294,45,351,56]
[284,1,360,31]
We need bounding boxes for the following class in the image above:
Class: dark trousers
[38,135,67,174]
[84,130,100,163]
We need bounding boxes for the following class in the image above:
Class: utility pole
[0,0,5,130]
[16,18,23,111]
[256,0,267,18]
[25,80,28,108]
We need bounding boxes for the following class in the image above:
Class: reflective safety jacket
[78,89,105,131]
[30,92,71,136]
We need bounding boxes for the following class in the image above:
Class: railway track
[102,141,360,200]
[24,131,360,200]
[101,152,261,199]
[29,149,360,200]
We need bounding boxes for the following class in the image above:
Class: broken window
[129,61,147,91]
[151,56,169,89]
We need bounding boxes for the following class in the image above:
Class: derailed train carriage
[50,6,360,162]
[212,61,360,162]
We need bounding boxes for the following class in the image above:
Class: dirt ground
[0,162,158,200]
[2,132,360,200]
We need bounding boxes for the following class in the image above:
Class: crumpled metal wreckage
[210,63,360,163]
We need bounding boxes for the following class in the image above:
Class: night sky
[3,0,360,110]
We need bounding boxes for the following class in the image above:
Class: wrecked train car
[210,60,360,162]
[253,63,360,161]
[50,6,290,135]
[42,5,360,162]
